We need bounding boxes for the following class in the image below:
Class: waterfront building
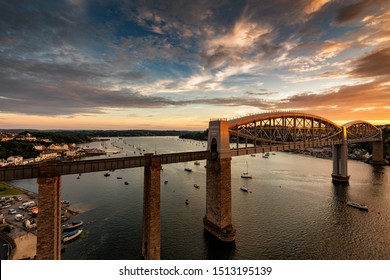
[36,151,58,161]
[6,155,23,165]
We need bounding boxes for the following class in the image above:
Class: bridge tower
[36,164,62,260]
[332,127,349,183]
[142,154,161,260]
[204,119,236,242]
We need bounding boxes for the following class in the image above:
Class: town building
[6,155,23,165]
[36,151,58,161]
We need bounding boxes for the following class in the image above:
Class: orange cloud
[304,0,332,15]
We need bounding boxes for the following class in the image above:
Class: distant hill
[1,129,203,138]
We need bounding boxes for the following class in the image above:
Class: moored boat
[184,168,192,172]
[63,220,83,231]
[62,229,83,243]
[347,201,368,211]
[241,162,252,178]
[193,184,199,188]
[240,186,248,192]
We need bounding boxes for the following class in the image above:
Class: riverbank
[0,182,80,259]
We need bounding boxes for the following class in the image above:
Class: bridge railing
[0,151,211,181]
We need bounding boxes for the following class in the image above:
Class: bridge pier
[36,176,62,260]
[204,119,236,242]
[142,154,161,260]
[331,126,349,183]
[204,158,236,242]
[370,139,387,165]
[331,142,349,183]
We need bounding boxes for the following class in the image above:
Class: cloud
[304,0,332,15]
[207,16,272,50]
[274,80,390,120]
[350,47,390,78]
[1,0,389,127]
[334,0,388,24]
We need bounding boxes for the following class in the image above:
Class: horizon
[0,0,389,130]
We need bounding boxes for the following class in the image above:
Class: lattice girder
[227,112,381,147]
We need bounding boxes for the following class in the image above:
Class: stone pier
[36,176,62,260]
[204,119,236,242]
[204,157,236,241]
[142,154,161,260]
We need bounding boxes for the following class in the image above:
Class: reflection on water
[11,137,390,259]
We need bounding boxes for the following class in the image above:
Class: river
[10,137,390,259]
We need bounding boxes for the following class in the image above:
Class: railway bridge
[0,112,386,260]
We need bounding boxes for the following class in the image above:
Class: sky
[0,0,389,130]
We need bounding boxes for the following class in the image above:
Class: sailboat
[241,162,252,179]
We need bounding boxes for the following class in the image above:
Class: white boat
[347,201,368,211]
[193,184,199,188]
[241,162,252,179]
[240,186,248,192]
[62,229,83,243]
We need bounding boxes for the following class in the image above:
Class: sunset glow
[0,0,389,130]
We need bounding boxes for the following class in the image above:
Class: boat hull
[347,201,368,211]
[62,229,83,243]
[63,221,83,231]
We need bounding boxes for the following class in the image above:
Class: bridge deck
[0,151,210,181]
[0,135,381,181]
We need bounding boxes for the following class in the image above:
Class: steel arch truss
[227,112,381,152]
[229,113,342,147]
[343,121,382,143]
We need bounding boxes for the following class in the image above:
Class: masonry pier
[204,157,236,241]
[204,119,236,242]
[36,172,62,260]
[142,154,161,260]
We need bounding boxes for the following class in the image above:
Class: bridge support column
[205,119,236,242]
[331,142,349,183]
[370,139,387,165]
[36,176,62,260]
[142,154,161,260]
[204,158,236,242]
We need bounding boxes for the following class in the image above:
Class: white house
[23,158,35,164]
[36,151,58,161]
[48,144,69,151]
[7,155,23,165]
[33,144,46,151]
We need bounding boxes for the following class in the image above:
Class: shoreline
[0,182,81,260]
